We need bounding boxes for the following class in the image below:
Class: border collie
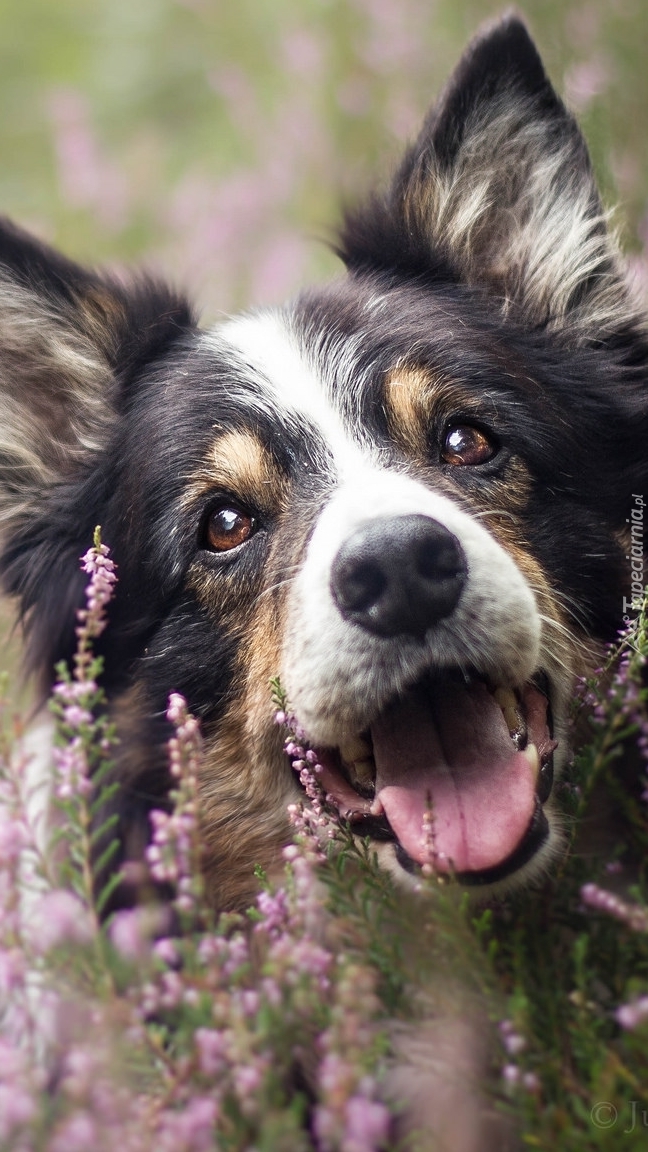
[0,16,646,924]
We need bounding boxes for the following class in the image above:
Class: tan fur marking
[479,507,596,682]
[184,429,283,513]
[184,429,289,624]
[384,366,501,464]
[184,433,287,626]
[181,436,309,903]
[384,367,433,456]
[384,370,537,524]
[185,561,252,626]
[475,458,531,512]
[198,585,294,911]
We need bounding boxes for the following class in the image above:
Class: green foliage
[0,0,644,323]
[1,599,647,1147]
[483,604,648,1147]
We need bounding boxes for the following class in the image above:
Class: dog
[0,12,646,946]
[2,14,647,1148]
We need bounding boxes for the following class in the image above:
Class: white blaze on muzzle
[283,468,540,746]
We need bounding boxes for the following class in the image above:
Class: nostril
[416,535,463,580]
[336,559,386,613]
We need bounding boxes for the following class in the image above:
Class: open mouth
[296,672,557,885]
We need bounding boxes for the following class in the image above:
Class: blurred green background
[0,0,646,321]
[0,0,647,682]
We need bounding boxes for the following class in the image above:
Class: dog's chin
[295,669,561,893]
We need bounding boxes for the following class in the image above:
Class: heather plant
[0,540,647,1150]
[0,533,397,1151]
[486,601,648,1146]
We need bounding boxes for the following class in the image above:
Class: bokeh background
[1,0,647,318]
[1,0,647,681]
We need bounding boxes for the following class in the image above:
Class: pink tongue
[371,680,537,874]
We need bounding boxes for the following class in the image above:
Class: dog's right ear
[339,15,646,351]
[0,218,195,676]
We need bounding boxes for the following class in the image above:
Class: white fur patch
[282,470,540,743]
[213,311,372,476]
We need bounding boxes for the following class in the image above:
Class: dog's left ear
[340,15,644,347]
[0,218,195,681]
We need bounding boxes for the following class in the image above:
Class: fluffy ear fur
[0,218,195,679]
[339,14,644,345]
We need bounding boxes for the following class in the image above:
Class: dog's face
[1,17,647,909]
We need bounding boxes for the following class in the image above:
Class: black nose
[330,514,467,639]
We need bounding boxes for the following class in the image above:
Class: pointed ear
[0,218,195,674]
[339,15,640,340]
[0,217,194,536]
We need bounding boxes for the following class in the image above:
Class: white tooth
[370,797,384,817]
[522,743,540,781]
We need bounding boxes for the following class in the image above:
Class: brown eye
[205,505,256,552]
[442,424,496,466]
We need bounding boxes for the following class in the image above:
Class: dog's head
[1,16,647,908]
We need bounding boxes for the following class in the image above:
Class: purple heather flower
[0,947,26,995]
[153,936,180,967]
[495,1022,528,1055]
[159,969,184,1009]
[522,1072,541,1092]
[62,705,93,728]
[28,889,94,954]
[53,680,97,702]
[503,1032,526,1057]
[47,88,128,233]
[256,887,290,937]
[195,1028,227,1077]
[109,908,160,962]
[343,1095,391,1152]
[616,996,648,1030]
[76,539,118,646]
[233,1060,264,1099]
[0,813,29,867]
[146,693,203,914]
[60,1046,99,1102]
[52,737,92,800]
[0,1083,36,1143]
[156,1096,219,1152]
[580,882,648,932]
[50,1110,98,1151]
